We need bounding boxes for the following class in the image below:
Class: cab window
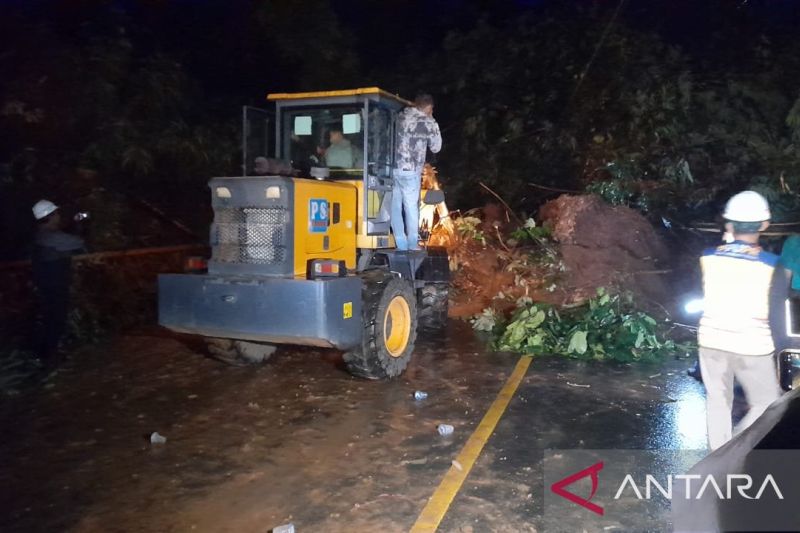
[367,103,394,180]
[281,105,364,179]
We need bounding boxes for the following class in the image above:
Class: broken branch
[479,182,522,224]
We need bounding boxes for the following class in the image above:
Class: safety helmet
[723,191,771,222]
[32,199,59,220]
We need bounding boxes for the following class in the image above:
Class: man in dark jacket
[30,199,85,366]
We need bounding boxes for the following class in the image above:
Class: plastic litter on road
[437,424,454,436]
[150,432,167,444]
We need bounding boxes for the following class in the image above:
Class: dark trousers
[34,285,70,361]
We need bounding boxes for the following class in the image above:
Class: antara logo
[550,461,605,516]
[551,461,784,516]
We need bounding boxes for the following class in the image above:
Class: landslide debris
[446,194,671,318]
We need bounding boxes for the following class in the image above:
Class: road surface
[0,321,707,532]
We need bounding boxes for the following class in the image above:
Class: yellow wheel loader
[158,88,449,379]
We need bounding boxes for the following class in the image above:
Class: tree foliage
[390,3,800,221]
[0,1,363,186]
[0,1,361,257]
[4,1,800,257]
[491,288,679,363]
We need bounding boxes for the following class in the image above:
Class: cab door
[242,105,275,176]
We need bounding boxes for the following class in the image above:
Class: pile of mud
[538,194,670,306]
[447,194,671,318]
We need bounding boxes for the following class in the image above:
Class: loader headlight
[266,186,281,199]
[216,186,232,198]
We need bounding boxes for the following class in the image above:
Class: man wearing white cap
[30,199,85,366]
[698,190,782,450]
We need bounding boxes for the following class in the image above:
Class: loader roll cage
[267,88,412,237]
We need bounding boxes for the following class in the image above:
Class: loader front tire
[344,270,417,379]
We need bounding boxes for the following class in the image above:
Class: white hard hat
[723,191,771,222]
[32,199,59,220]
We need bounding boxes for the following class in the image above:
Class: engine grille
[212,207,289,265]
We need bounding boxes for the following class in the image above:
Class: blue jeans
[391,169,421,250]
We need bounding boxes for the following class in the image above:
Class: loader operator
[392,93,442,251]
[698,191,783,450]
[31,199,86,367]
[323,128,362,169]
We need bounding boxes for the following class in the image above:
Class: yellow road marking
[410,356,532,533]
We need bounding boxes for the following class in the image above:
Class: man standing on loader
[392,93,442,251]
[698,191,783,450]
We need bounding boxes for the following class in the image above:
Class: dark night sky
[4,0,800,101]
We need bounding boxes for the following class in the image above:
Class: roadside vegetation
[389,3,800,227]
[457,211,686,363]
[5,2,800,256]
[474,289,680,363]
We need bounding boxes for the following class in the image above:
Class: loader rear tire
[206,338,277,366]
[344,270,417,380]
[417,284,449,332]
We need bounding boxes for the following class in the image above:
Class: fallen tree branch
[494,226,512,253]
[638,295,673,320]
[570,0,628,102]
[479,182,522,224]
[528,182,582,194]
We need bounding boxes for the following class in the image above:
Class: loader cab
[267,88,411,240]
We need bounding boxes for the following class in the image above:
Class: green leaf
[529,309,546,329]
[634,330,645,349]
[527,333,544,347]
[568,330,588,355]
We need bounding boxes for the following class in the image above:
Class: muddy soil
[0,319,709,533]
[0,323,521,533]
[446,194,700,328]
[538,194,670,306]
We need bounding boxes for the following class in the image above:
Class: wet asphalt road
[0,321,707,532]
